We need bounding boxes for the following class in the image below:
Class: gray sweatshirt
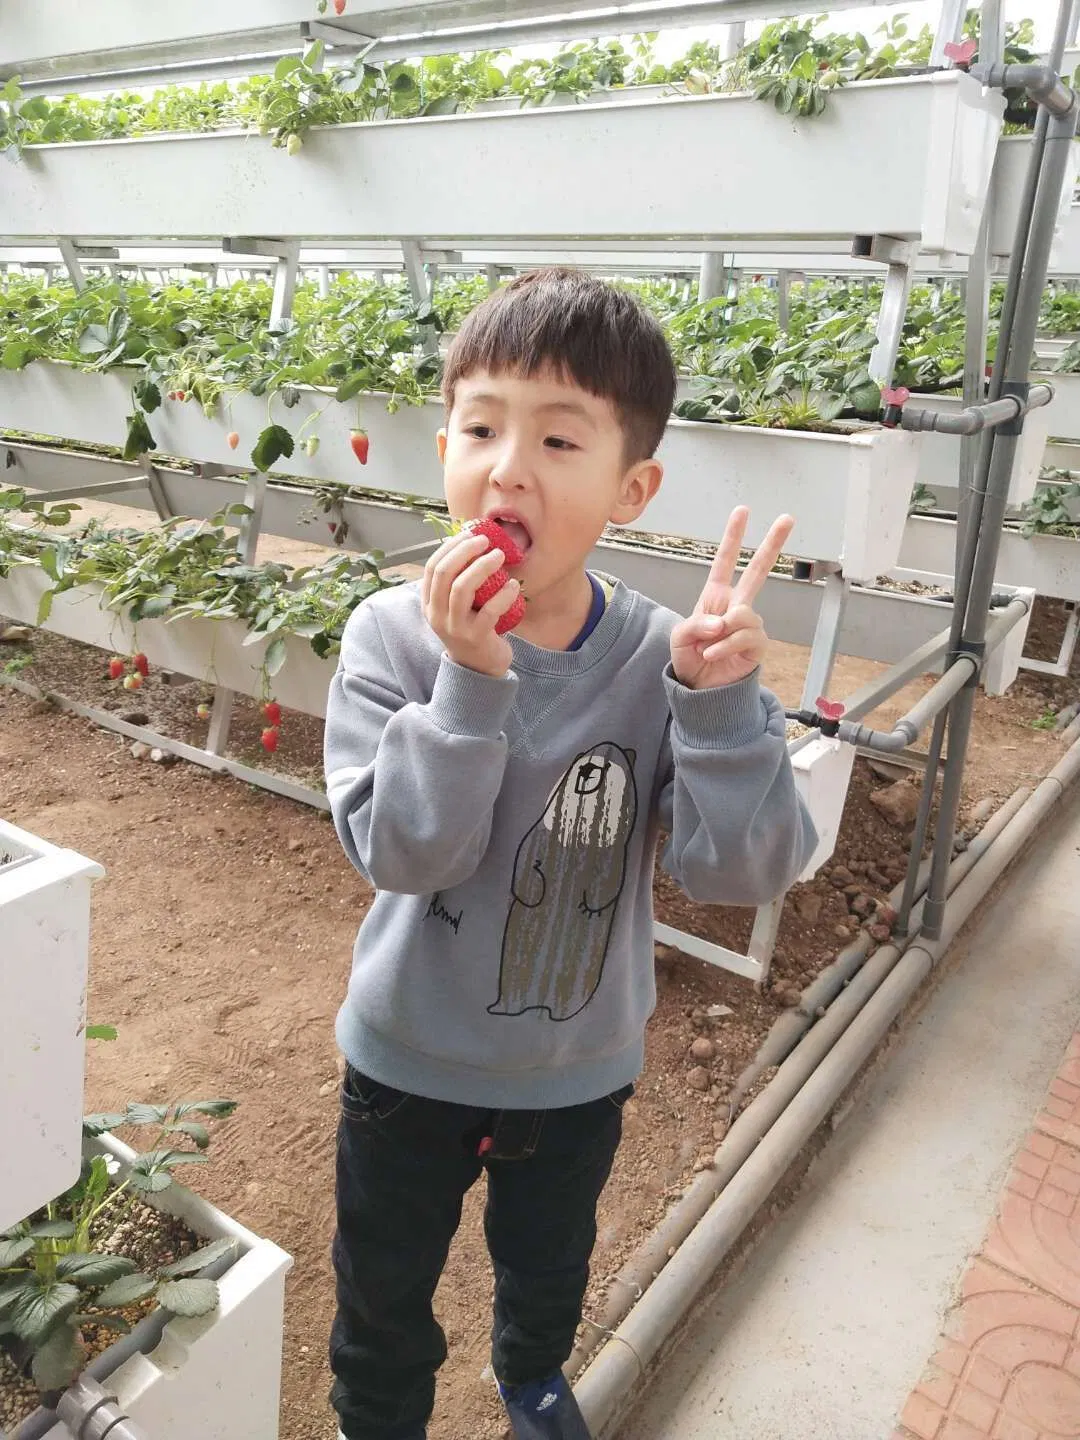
[324,577,816,1110]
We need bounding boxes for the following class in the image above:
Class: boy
[324,267,816,1440]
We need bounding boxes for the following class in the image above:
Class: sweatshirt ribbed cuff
[663,664,767,750]
[427,654,518,739]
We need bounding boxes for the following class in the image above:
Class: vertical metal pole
[929,0,969,67]
[206,472,269,758]
[402,239,438,354]
[270,241,300,326]
[698,252,725,302]
[720,21,746,59]
[867,255,915,386]
[800,571,850,711]
[777,270,791,332]
[748,893,785,988]
[318,263,331,299]
[485,264,501,292]
[923,38,1078,940]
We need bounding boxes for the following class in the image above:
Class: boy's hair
[441,267,677,464]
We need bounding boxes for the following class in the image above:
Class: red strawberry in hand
[261,700,282,727]
[495,591,527,636]
[467,523,527,635]
[350,430,369,465]
[464,516,525,568]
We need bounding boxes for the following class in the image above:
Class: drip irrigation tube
[566,778,1029,1386]
[573,722,1080,1436]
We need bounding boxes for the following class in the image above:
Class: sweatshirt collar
[508,577,635,676]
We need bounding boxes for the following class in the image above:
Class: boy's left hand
[671,507,795,691]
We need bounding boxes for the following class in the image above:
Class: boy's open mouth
[486,513,532,561]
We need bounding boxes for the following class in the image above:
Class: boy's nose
[489,443,532,491]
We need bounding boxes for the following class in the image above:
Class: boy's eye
[466,424,494,439]
[544,436,578,451]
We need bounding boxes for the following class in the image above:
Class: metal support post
[853,235,916,385]
[799,567,851,710]
[56,240,118,293]
[777,270,791,332]
[485,264,502,292]
[698,252,726,303]
[206,471,268,758]
[747,894,786,989]
[922,12,1080,941]
[401,239,439,353]
[1020,601,1080,675]
[318,263,331,299]
[222,237,299,326]
[719,21,746,59]
[930,0,969,67]
[138,458,172,522]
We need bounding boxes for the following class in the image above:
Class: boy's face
[437,366,662,615]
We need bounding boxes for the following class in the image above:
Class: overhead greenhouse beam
[4,0,903,90]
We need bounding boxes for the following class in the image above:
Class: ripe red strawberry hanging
[261,727,280,753]
[108,657,125,680]
[261,700,282,727]
[132,652,149,678]
[350,430,369,465]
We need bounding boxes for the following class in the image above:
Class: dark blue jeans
[330,1065,632,1440]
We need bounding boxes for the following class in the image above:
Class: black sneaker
[498,1373,592,1439]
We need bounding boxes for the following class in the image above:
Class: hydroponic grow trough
[0,362,922,577]
[13,1135,293,1440]
[1035,368,1080,439]
[0,563,338,717]
[0,820,103,1233]
[0,73,1003,251]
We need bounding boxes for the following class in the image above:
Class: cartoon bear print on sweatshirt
[488,742,638,1021]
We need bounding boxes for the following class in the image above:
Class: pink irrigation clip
[881,386,910,428]
[943,39,978,68]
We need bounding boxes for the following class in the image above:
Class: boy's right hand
[421,532,521,678]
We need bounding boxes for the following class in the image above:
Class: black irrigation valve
[785,697,847,740]
[880,386,910,429]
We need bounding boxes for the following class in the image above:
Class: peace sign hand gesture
[670,507,795,691]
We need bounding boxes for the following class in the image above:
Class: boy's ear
[436,429,448,463]
[609,458,662,527]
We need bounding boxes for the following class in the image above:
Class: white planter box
[0,361,922,578]
[0,74,1002,252]
[18,1136,292,1440]
[0,564,340,718]
[912,391,1052,506]
[899,512,1080,602]
[791,736,856,882]
[1034,368,1080,440]
[0,821,103,1234]
[653,420,921,581]
[0,362,445,511]
[991,136,1079,260]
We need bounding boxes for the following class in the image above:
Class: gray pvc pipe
[900,384,1053,435]
[566,781,1030,1384]
[55,1377,147,1440]
[575,731,1080,1435]
[971,62,1075,115]
[837,597,1030,753]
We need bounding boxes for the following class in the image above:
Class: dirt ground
[1,587,1078,1438]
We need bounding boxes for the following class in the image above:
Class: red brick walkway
[893,1031,1080,1440]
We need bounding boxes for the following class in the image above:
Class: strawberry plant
[1019,475,1080,537]
[0,486,400,667]
[0,1101,237,1394]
